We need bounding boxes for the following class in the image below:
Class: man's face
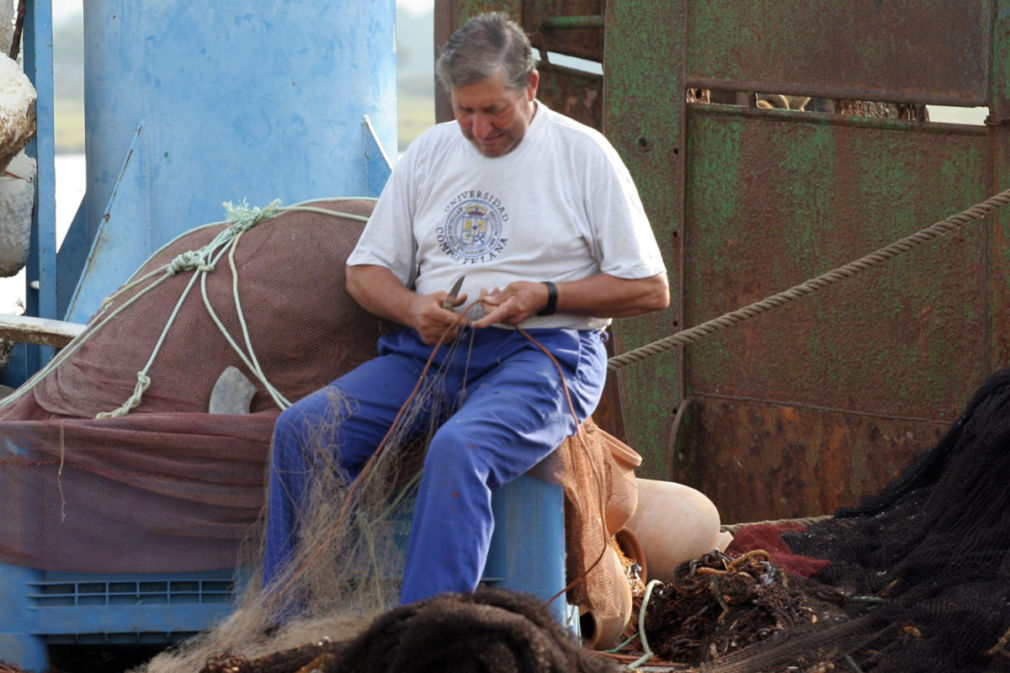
[451,70,539,157]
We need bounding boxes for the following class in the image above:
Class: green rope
[96,233,237,418]
[96,199,283,418]
[198,228,291,410]
[282,204,371,223]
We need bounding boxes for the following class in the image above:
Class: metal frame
[436,0,1010,524]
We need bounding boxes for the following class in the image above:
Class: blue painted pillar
[4,0,60,387]
[64,1,397,322]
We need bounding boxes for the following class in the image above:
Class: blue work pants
[263,326,608,605]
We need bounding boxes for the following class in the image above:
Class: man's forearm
[553,272,670,318]
[345,264,418,328]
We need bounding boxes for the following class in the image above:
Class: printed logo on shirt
[437,194,509,264]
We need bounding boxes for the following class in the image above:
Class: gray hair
[434,12,536,93]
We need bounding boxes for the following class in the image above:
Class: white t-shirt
[347,102,666,330]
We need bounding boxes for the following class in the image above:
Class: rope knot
[96,371,152,419]
[222,198,282,232]
[169,250,203,275]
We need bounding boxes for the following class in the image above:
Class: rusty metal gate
[435,0,1010,524]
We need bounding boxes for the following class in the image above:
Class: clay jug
[624,478,732,582]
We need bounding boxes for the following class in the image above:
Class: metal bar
[603,0,686,475]
[22,0,58,374]
[986,0,1010,370]
[0,314,85,348]
[689,102,990,136]
[8,0,25,59]
[540,15,604,30]
[686,76,988,109]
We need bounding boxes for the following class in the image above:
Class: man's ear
[526,69,540,100]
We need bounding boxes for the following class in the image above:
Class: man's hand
[469,273,670,329]
[471,281,549,328]
[410,291,469,345]
[347,264,470,346]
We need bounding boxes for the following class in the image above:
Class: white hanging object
[0,53,36,174]
[0,150,35,276]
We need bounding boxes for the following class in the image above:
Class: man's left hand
[471,281,550,328]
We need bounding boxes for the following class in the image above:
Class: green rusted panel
[685,0,992,105]
[678,108,992,520]
[603,1,686,478]
[683,109,990,421]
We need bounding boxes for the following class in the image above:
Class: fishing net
[0,197,384,574]
[142,352,638,673]
[594,367,1010,673]
[0,189,649,673]
[198,587,620,673]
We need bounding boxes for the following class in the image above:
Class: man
[264,12,669,606]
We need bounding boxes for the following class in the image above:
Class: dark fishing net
[778,367,1010,673]
[616,367,1010,673]
[198,587,620,673]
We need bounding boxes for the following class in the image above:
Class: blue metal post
[63,0,397,324]
[485,474,574,629]
[4,0,60,387]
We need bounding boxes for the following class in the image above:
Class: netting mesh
[0,198,383,573]
[611,367,1010,673]
[0,194,641,672]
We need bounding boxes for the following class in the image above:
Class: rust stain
[674,397,948,524]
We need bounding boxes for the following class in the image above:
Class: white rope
[627,579,665,670]
[198,228,292,410]
[0,198,374,415]
[96,243,222,418]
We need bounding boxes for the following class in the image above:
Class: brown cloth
[558,419,641,629]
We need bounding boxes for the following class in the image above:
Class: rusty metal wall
[678,109,990,522]
[433,1,1010,524]
[685,1,992,106]
[434,0,604,128]
[607,0,1010,524]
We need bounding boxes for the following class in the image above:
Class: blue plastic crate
[0,472,575,672]
[0,565,238,671]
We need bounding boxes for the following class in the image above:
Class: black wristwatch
[536,281,557,316]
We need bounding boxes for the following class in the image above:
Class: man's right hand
[409,291,469,345]
[347,264,469,346]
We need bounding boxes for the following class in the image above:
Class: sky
[50,0,433,20]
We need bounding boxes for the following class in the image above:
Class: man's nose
[473,113,494,138]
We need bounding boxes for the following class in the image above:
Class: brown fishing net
[0,198,383,573]
[198,588,620,673]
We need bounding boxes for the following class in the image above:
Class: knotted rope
[0,197,375,415]
[95,199,283,419]
[607,186,1010,372]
